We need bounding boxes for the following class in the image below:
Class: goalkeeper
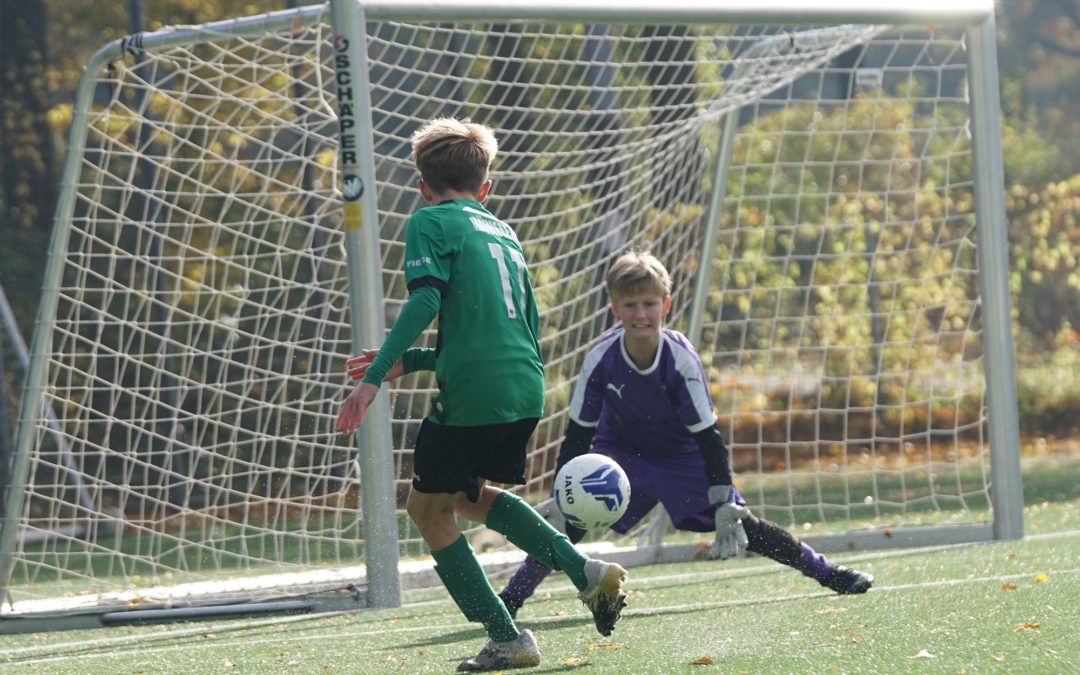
[336,117,627,672]
[496,251,873,619]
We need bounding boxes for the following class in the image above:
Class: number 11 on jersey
[489,241,527,319]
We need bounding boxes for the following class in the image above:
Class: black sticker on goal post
[342,174,364,201]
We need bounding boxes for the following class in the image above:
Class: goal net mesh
[4,7,991,611]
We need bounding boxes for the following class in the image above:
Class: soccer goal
[1,0,1019,629]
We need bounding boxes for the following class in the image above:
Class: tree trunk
[0,0,54,336]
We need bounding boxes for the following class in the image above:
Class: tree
[0,0,54,340]
[997,0,1080,183]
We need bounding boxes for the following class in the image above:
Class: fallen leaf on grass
[690,656,714,666]
[989,655,1005,662]
[1034,572,1050,583]
[1001,582,1018,591]
[588,643,617,651]
[1015,622,1041,632]
[560,656,589,667]
[908,649,935,659]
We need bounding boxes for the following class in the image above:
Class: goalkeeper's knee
[566,522,586,544]
[533,496,586,543]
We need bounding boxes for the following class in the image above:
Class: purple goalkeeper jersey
[569,327,717,459]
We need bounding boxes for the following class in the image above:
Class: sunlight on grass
[3,453,1079,673]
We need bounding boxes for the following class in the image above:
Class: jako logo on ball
[555,454,631,531]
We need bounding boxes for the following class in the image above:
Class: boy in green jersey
[336,118,627,672]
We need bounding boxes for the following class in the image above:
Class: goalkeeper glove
[708,485,749,560]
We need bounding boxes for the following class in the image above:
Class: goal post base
[0,585,366,635]
[600,523,997,570]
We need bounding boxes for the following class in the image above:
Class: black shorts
[411,417,539,502]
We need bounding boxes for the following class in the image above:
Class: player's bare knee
[407,492,453,525]
[453,497,487,523]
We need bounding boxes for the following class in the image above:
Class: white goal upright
[1,0,1019,629]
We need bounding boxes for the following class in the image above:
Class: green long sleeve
[360,285,441,386]
[402,347,437,374]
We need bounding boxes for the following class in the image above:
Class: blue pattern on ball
[579,466,626,512]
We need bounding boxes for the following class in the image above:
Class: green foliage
[1007,175,1080,351]
[690,82,1079,442]
[997,0,1080,183]
[1,0,54,336]
[45,1,285,93]
[1016,323,1080,437]
[1000,117,1064,187]
[705,95,988,443]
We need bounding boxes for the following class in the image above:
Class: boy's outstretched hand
[336,382,380,436]
[346,349,404,381]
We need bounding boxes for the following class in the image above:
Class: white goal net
[2,1,1017,620]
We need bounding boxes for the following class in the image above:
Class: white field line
[11,567,1080,667]
[7,530,1080,667]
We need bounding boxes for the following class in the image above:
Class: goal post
[329,0,400,611]
[966,17,1023,542]
[1,0,1018,628]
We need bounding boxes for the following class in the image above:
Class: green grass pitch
[4,457,1079,674]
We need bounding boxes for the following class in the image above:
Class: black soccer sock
[742,513,803,566]
[743,514,834,580]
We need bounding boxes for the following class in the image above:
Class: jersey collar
[619,330,664,375]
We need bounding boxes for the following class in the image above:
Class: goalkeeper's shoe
[821,566,874,594]
[577,559,628,636]
[457,629,540,672]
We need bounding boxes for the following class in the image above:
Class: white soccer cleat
[456,629,541,672]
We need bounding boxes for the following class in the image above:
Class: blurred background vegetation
[1,0,1077,452]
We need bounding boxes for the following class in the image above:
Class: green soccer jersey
[403,199,544,425]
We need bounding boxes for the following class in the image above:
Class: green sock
[486,491,589,590]
[431,535,519,642]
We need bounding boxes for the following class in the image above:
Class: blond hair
[410,117,498,194]
[606,251,672,299]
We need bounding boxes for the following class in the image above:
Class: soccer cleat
[577,559,628,636]
[456,629,541,672]
[821,566,874,594]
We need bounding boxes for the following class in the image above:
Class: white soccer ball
[554,453,631,531]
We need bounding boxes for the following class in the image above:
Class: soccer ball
[554,454,631,531]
